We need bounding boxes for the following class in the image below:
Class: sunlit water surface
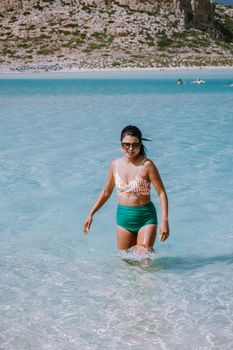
[0,69,233,350]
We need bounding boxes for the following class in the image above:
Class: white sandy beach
[0,66,233,81]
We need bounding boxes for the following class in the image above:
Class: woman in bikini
[83,125,169,253]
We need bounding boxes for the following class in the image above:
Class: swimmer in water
[177,79,184,85]
[191,78,206,85]
[83,125,169,254]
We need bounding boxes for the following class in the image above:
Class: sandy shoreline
[0,65,233,79]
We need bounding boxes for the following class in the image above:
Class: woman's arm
[147,160,169,242]
[83,161,115,234]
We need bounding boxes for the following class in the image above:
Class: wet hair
[120,125,147,157]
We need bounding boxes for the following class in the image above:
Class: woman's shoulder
[143,158,158,171]
[143,158,155,167]
[110,157,123,169]
[112,157,124,164]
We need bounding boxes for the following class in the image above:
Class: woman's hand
[159,220,169,242]
[83,215,93,234]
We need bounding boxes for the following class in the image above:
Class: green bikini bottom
[116,202,158,236]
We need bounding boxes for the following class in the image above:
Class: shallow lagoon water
[0,69,233,349]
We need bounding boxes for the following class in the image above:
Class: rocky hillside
[0,0,232,70]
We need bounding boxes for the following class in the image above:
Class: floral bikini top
[114,159,151,197]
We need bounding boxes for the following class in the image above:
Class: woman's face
[121,135,141,159]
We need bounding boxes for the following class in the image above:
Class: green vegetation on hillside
[223,14,233,34]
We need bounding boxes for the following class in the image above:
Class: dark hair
[120,125,147,157]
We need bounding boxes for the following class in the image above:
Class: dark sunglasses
[121,142,141,150]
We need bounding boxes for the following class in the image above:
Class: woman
[83,125,169,253]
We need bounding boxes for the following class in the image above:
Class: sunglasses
[121,142,141,150]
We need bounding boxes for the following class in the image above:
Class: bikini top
[114,159,151,197]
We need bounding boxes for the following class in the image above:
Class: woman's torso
[114,157,151,206]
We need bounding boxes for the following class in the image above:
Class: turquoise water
[0,69,233,350]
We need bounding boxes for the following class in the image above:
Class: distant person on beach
[83,125,169,253]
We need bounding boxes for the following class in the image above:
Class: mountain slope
[0,0,232,70]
